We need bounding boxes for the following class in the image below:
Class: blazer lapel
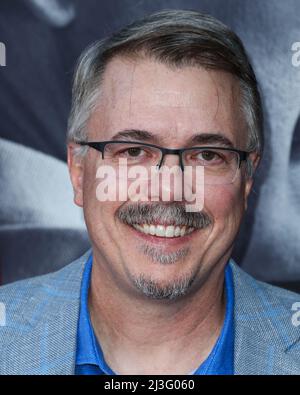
[1,250,90,375]
[230,260,300,375]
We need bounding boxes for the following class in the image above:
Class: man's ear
[244,152,261,210]
[67,143,84,207]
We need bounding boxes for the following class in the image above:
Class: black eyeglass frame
[76,140,249,172]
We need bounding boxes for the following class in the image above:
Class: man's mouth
[132,223,195,238]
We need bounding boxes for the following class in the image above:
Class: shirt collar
[75,253,115,374]
[193,262,234,374]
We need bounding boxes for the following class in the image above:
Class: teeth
[134,224,144,232]
[165,225,175,237]
[149,225,156,235]
[132,223,195,238]
[155,225,165,237]
[174,226,181,237]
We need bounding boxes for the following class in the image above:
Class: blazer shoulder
[230,259,300,349]
[0,250,90,333]
[230,261,300,374]
[230,259,300,305]
[0,254,87,303]
[0,250,91,374]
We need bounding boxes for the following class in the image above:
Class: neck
[89,252,227,375]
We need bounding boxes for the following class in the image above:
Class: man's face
[68,56,256,300]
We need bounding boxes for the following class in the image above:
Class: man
[0,9,299,375]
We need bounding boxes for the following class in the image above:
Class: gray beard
[130,244,195,300]
[131,271,196,300]
[139,244,189,265]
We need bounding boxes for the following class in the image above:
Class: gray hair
[67,9,264,176]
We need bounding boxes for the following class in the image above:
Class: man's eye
[127,147,143,156]
[198,150,220,161]
[116,146,148,158]
[124,147,144,157]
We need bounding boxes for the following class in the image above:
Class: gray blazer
[0,250,300,375]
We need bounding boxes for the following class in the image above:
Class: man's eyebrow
[110,130,234,148]
[110,129,159,143]
[189,133,234,148]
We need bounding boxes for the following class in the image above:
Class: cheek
[84,194,123,249]
[82,160,122,235]
[204,183,244,223]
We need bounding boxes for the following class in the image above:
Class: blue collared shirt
[75,253,234,375]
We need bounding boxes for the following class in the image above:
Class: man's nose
[154,154,184,202]
[159,153,182,170]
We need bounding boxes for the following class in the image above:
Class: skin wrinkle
[128,61,136,118]
[89,257,225,344]
[68,56,258,374]
[94,302,224,353]
[127,57,216,112]
[206,70,221,124]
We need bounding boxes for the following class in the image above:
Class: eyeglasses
[76,140,249,185]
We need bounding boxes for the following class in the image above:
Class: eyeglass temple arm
[75,141,106,159]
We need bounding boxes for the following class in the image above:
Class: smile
[132,224,195,238]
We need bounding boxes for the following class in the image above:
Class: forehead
[88,56,246,147]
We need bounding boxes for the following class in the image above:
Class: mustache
[117,202,212,229]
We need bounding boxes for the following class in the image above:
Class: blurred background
[0,0,299,290]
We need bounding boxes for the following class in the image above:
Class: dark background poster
[0,0,299,289]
